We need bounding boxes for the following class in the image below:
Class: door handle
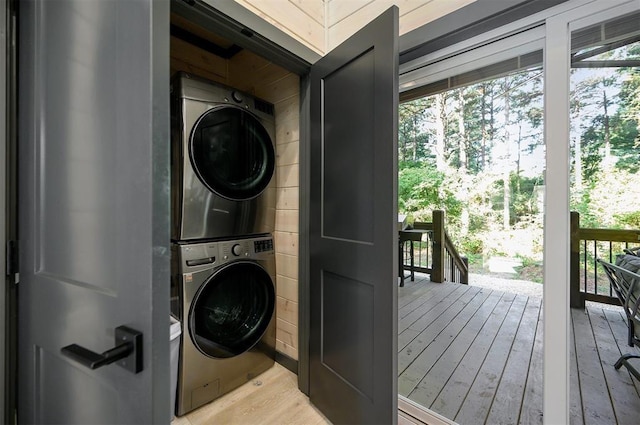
[61,326,143,374]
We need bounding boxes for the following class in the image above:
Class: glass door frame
[545,1,639,422]
[398,0,640,423]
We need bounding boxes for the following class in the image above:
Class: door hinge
[6,240,19,282]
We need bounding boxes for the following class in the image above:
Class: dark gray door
[309,7,399,424]
[17,1,170,423]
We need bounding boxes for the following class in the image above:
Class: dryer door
[190,106,275,201]
[190,261,275,358]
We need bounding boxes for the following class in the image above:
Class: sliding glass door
[398,1,639,423]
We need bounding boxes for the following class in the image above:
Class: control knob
[231,91,243,103]
[231,244,242,256]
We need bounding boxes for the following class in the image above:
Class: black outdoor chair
[597,254,640,380]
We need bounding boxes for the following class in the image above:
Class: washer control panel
[254,238,274,253]
[178,235,274,272]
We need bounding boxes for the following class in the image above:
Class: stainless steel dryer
[171,235,276,416]
[171,72,276,242]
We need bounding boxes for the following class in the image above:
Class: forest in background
[398,43,640,280]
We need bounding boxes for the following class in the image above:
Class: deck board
[407,291,503,408]
[587,307,640,425]
[398,284,470,351]
[428,292,516,419]
[570,317,586,425]
[572,308,617,425]
[518,303,543,425]
[485,296,541,425]
[603,308,640,397]
[454,294,528,424]
[399,286,481,377]
[399,276,640,425]
[399,287,491,394]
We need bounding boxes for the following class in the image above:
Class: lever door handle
[61,326,143,374]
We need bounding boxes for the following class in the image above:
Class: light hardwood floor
[172,363,330,425]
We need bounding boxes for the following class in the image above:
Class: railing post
[432,210,445,283]
[461,256,469,285]
[570,211,584,308]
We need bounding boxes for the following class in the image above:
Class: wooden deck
[399,273,640,425]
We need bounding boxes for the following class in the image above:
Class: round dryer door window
[190,261,275,358]
[190,106,275,201]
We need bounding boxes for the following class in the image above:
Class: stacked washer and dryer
[171,72,277,416]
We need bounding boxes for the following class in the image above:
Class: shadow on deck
[398,272,640,425]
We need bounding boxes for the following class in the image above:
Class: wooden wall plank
[276,209,299,233]
[234,0,325,54]
[276,164,299,188]
[276,319,298,360]
[277,295,298,324]
[330,0,374,26]
[274,95,299,124]
[327,0,476,50]
[276,118,300,146]
[170,57,228,85]
[399,0,475,35]
[277,275,298,301]
[276,187,299,211]
[228,64,290,94]
[276,339,299,360]
[276,252,298,280]
[276,141,299,167]
[290,0,325,26]
[277,317,299,348]
[274,231,298,257]
[255,73,300,105]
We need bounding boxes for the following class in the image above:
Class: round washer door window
[190,262,275,358]
[190,106,275,201]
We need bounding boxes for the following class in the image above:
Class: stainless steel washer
[171,72,276,242]
[171,235,276,416]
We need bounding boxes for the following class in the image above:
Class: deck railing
[570,211,640,308]
[401,210,468,284]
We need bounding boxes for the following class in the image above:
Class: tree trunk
[516,123,522,195]
[573,103,583,191]
[481,84,487,170]
[603,89,611,164]
[503,80,511,230]
[457,90,469,235]
[457,90,468,170]
[434,93,446,171]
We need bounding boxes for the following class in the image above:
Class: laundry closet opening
[168,8,302,414]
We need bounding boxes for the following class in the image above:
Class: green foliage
[459,235,483,255]
[397,50,639,283]
[570,167,640,228]
[398,164,462,221]
[616,211,640,228]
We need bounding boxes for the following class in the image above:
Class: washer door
[190,262,275,358]
[190,106,275,201]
